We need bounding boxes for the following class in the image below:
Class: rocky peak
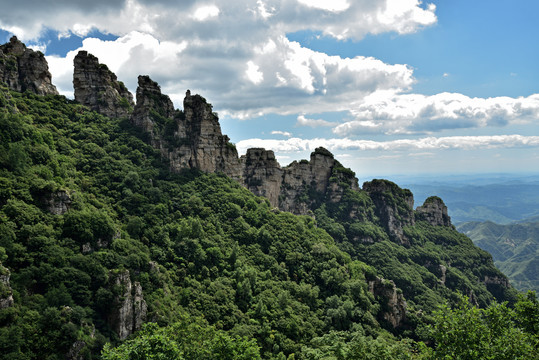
[415,196,452,227]
[363,179,415,246]
[130,79,242,179]
[0,36,58,95]
[241,148,284,207]
[131,75,176,135]
[73,51,134,118]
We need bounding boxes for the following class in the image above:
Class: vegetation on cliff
[0,82,536,359]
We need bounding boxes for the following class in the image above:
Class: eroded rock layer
[0,36,58,95]
[73,51,134,118]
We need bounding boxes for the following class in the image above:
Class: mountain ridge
[0,36,524,359]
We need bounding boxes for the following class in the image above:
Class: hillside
[1,37,535,359]
[458,220,539,294]
[402,176,539,224]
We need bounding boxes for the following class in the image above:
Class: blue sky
[1,0,538,179]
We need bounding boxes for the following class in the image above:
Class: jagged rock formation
[108,270,147,340]
[363,179,415,246]
[241,148,283,207]
[130,76,242,179]
[368,277,407,328]
[44,190,72,215]
[0,262,14,309]
[416,196,452,227]
[241,147,359,214]
[131,75,176,135]
[0,36,58,95]
[73,51,134,118]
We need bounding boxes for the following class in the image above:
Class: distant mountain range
[401,175,539,224]
[457,220,539,294]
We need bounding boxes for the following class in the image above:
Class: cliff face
[0,36,58,96]
[241,148,283,207]
[130,76,242,179]
[415,196,452,227]
[73,51,134,118]
[108,270,147,340]
[363,179,415,246]
[0,262,14,309]
[368,277,407,328]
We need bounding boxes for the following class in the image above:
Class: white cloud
[333,92,539,136]
[5,0,538,144]
[192,5,220,21]
[296,115,333,127]
[246,61,264,84]
[271,130,292,137]
[236,135,539,154]
[297,0,350,12]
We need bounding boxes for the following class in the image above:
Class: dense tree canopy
[0,86,533,359]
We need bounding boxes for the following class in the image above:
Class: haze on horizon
[1,0,538,179]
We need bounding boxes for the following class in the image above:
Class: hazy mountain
[458,220,539,294]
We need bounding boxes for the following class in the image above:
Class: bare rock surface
[0,36,58,95]
[108,270,147,340]
[363,179,415,246]
[73,51,134,118]
[415,196,452,227]
[0,262,14,309]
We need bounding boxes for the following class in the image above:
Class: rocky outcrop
[180,90,242,178]
[130,77,242,179]
[73,51,134,118]
[415,196,452,227]
[363,179,415,246]
[131,75,176,135]
[0,36,58,95]
[241,148,283,207]
[239,147,359,213]
[108,270,147,340]
[44,190,72,215]
[0,262,14,309]
[368,277,407,328]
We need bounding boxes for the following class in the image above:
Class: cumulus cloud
[236,135,539,154]
[333,92,539,136]
[2,0,431,112]
[0,0,436,41]
[4,0,538,141]
[296,115,333,127]
[271,130,292,137]
[44,30,414,114]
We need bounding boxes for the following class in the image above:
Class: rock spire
[0,36,58,95]
[73,51,134,118]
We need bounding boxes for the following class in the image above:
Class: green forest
[0,86,538,359]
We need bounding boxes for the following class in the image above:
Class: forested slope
[458,220,539,294]
[0,85,536,359]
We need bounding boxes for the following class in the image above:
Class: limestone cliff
[368,277,407,328]
[130,76,242,179]
[0,262,14,309]
[363,179,415,246]
[0,36,58,95]
[73,51,134,118]
[241,148,283,207]
[108,270,147,340]
[415,196,452,227]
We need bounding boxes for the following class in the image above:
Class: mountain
[401,175,539,224]
[0,37,530,359]
[458,220,539,294]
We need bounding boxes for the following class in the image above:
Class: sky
[1,0,538,181]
